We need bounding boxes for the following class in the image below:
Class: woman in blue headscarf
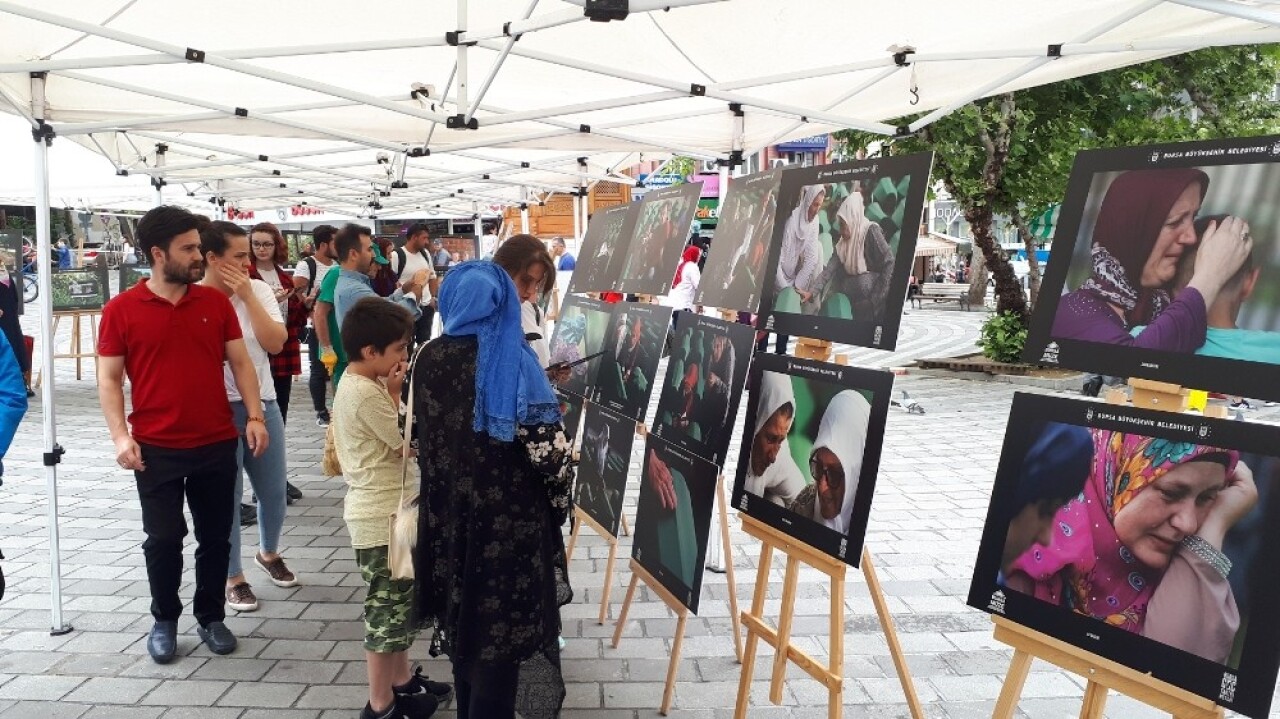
[412,235,574,719]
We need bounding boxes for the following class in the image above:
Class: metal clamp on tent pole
[30,120,55,144]
[43,445,64,467]
[1047,44,1063,57]
[446,114,479,129]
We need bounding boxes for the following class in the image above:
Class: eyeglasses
[251,242,275,249]
[809,456,844,487]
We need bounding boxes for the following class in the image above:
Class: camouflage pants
[355,546,419,653]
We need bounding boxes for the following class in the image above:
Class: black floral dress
[413,335,574,719]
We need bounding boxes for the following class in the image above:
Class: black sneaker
[240,503,258,527]
[395,666,453,702]
[147,620,178,664]
[196,621,237,655]
[316,414,330,427]
[359,693,439,719]
[286,482,303,501]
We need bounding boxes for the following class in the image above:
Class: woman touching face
[1113,459,1225,569]
[1139,183,1202,289]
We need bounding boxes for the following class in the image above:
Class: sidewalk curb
[903,367,1087,392]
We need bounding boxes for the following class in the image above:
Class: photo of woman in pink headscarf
[1004,428,1257,664]
[1051,169,1253,352]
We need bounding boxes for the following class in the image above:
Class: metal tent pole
[30,72,72,636]
[520,186,530,234]
[153,143,166,204]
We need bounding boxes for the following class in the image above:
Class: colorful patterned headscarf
[1009,429,1236,632]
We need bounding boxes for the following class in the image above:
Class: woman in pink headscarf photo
[1004,428,1258,664]
[1051,169,1253,352]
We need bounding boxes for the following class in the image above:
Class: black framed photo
[51,266,110,312]
[695,168,786,313]
[592,301,672,422]
[616,182,703,296]
[556,389,585,447]
[968,393,1280,718]
[548,294,613,399]
[633,435,720,613]
[574,402,636,538]
[730,352,893,566]
[757,153,933,350]
[119,265,151,291]
[652,313,755,466]
[1024,137,1280,401]
[567,202,639,294]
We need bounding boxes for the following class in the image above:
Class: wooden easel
[993,377,1230,718]
[992,617,1224,719]
[609,475,742,715]
[34,310,100,388]
[733,515,924,719]
[565,506,627,625]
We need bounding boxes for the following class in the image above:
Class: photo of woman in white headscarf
[742,371,806,507]
[774,184,827,308]
[805,188,895,320]
[787,390,870,534]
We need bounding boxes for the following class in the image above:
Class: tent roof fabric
[1,0,1277,214]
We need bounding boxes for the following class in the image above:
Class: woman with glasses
[787,390,871,534]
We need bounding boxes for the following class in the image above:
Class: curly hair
[249,221,288,266]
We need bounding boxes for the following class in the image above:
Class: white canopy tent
[2,0,1278,631]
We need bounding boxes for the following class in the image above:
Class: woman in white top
[776,184,827,305]
[666,245,702,313]
[198,221,298,614]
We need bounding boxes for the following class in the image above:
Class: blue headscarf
[438,261,561,441]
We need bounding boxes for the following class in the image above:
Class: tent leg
[31,72,72,636]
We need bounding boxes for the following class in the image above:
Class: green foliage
[977,311,1029,363]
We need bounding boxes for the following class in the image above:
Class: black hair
[313,224,337,247]
[406,222,431,239]
[492,233,556,296]
[136,205,203,265]
[341,297,414,361]
[1013,422,1092,513]
[199,220,248,258]
[335,223,372,264]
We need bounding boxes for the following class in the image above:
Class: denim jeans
[228,399,288,577]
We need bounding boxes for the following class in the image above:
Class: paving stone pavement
[3,302,1280,718]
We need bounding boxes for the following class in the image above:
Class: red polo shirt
[98,280,243,449]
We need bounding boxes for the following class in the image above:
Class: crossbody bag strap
[399,341,432,505]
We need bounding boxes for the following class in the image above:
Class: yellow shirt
[332,373,415,549]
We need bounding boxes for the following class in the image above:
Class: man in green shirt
[314,266,348,386]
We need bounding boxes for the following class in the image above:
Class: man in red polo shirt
[98,205,269,664]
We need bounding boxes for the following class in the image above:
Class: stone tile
[0,674,86,701]
[217,681,305,707]
[63,677,162,705]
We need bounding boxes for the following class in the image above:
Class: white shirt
[664,262,700,312]
[294,257,335,301]
[224,278,284,403]
[255,263,288,316]
[522,301,550,367]
[390,246,436,305]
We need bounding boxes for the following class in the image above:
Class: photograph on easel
[548,294,613,399]
[757,152,933,350]
[51,266,110,312]
[694,168,786,313]
[652,313,755,466]
[566,202,639,294]
[616,181,703,296]
[592,301,672,422]
[556,389,585,448]
[1025,136,1280,402]
[119,265,151,290]
[730,352,893,565]
[968,393,1280,718]
[574,402,636,538]
[632,435,719,613]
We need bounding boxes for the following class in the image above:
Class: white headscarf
[754,370,794,432]
[809,390,871,533]
[744,371,805,505]
[777,184,826,290]
[835,192,874,276]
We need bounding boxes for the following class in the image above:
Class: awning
[917,233,962,258]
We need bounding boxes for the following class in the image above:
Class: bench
[909,282,971,310]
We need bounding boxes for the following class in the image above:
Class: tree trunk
[967,247,987,305]
[1009,207,1041,310]
[965,203,1028,320]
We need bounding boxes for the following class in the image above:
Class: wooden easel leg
[597,538,618,625]
[620,512,630,537]
[768,555,800,704]
[828,561,844,719]
[72,314,82,380]
[610,571,640,648]
[659,610,689,716]
[565,510,582,561]
[992,649,1033,719]
[862,548,924,718]
[1078,680,1108,719]
[733,543,773,719]
[89,313,99,377]
[717,478,743,662]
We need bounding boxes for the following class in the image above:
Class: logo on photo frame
[1086,407,1095,423]
[1149,151,1161,164]
[1270,141,1280,157]
[988,590,1007,615]
[1219,672,1238,703]
[1040,341,1060,364]
[873,326,883,346]
[1199,424,1210,439]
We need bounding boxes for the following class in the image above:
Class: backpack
[301,256,318,293]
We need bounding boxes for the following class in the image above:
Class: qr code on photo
[1219,672,1237,703]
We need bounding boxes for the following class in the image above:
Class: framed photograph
[574,402,636,538]
[1024,137,1280,401]
[695,168,786,313]
[548,294,613,399]
[730,352,893,565]
[556,389,585,448]
[592,301,672,422]
[567,202,639,294]
[633,435,720,613]
[616,181,703,296]
[652,314,755,466]
[51,267,110,312]
[119,265,151,291]
[968,393,1280,718]
[757,153,933,350]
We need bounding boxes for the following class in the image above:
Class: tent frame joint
[31,120,54,144]
[1047,43,1063,57]
[446,114,479,129]
[729,102,744,117]
[184,47,206,63]
[893,50,913,66]
[690,83,706,96]
[43,445,64,467]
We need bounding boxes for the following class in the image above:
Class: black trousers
[272,375,293,425]
[134,438,239,627]
[453,662,519,719]
[306,326,330,417]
